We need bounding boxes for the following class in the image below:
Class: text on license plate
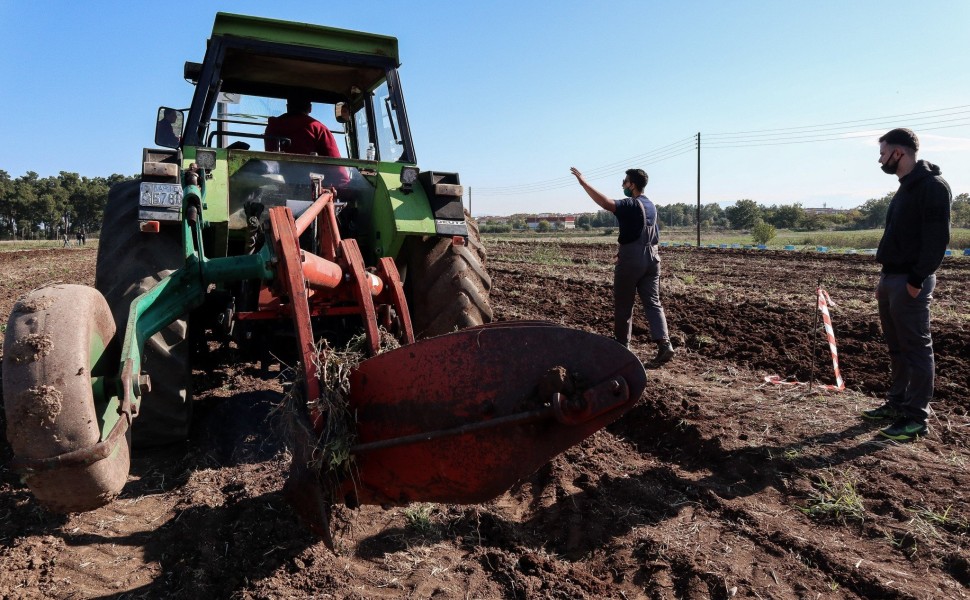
[140,183,183,207]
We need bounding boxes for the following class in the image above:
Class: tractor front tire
[403,214,493,338]
[2,284,130,512]
[95,179,192,447]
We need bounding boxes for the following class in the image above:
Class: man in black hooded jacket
[862,128,951,441]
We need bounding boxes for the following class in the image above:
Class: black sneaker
[861,402,903,421]
[878,418,928,441]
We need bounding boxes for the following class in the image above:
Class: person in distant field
[264,97,341,157]
[75,230,82,246]
[155,109,180,147]
[79,226,86,246]
[861,128,951,442]
[570,166,675,367]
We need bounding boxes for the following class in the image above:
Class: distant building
[526,214,576,230]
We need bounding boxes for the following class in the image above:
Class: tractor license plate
[139,182,183,221]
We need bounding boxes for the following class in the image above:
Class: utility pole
[696,132,701,247]
[468,186,472,217]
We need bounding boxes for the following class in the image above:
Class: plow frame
[11,175,412,474]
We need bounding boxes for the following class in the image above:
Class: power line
[706,111,970,142]
[705,117,970,149]
[472,103,970,200]
[705,103,970,138]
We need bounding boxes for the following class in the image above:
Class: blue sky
[2,1,968,216]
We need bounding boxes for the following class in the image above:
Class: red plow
[265,179,647,544]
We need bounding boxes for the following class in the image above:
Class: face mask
[881,151,900,175]
[623,187,633,198]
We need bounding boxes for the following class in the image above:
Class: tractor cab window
[207,95,347,154]
[217,94,375,233]
[373,81,405,162]
[347,78,410,163]
[199,79,412,164]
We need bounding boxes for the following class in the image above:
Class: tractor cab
[181,13,414,163]
[148,13,452,264]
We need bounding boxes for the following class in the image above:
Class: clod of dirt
[6,386,63,447]
[537,366,577,400]
[22,386,63,426]
[13,296,54,314]
[944,552,970,586]
[8,334,53,364]
[537,365,589,403]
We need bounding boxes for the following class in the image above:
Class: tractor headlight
[195,148,217,171]
[400,166,419,194]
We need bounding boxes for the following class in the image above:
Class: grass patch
[532,244,569,266]
[798,469,865,523]
[908,505,969,533]
[944,452,967,468]
[403,503,438,535]
[689,334,715,350]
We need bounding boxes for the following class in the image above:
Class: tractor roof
[208,13,401,102]
[213,13,399,64]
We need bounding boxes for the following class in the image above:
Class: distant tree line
[479,192,970,233]
[0,170,137,240]
[4,170,967,239]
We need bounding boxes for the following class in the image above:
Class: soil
[1,242,968,599]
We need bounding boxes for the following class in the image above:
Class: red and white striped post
[765,286,844,391]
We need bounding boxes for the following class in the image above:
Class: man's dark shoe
[878,418,928,441]
[861,402,903,421]
[645,342,675,369]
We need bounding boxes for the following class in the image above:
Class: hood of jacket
[900,160,943,189]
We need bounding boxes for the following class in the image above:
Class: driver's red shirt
[264,113,341,157]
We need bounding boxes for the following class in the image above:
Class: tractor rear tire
[403,213,493,338]
[95,179,192,447]
[2,284,130,512]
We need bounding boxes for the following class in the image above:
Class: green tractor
[97,13,494,447]
[2,13,645,542]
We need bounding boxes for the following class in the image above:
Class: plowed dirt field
[1,241,968,599]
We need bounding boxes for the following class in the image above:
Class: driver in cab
[264,96,341,157]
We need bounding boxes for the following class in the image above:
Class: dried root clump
[280,328,401,492]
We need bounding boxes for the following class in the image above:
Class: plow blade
[338,323,647,507]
